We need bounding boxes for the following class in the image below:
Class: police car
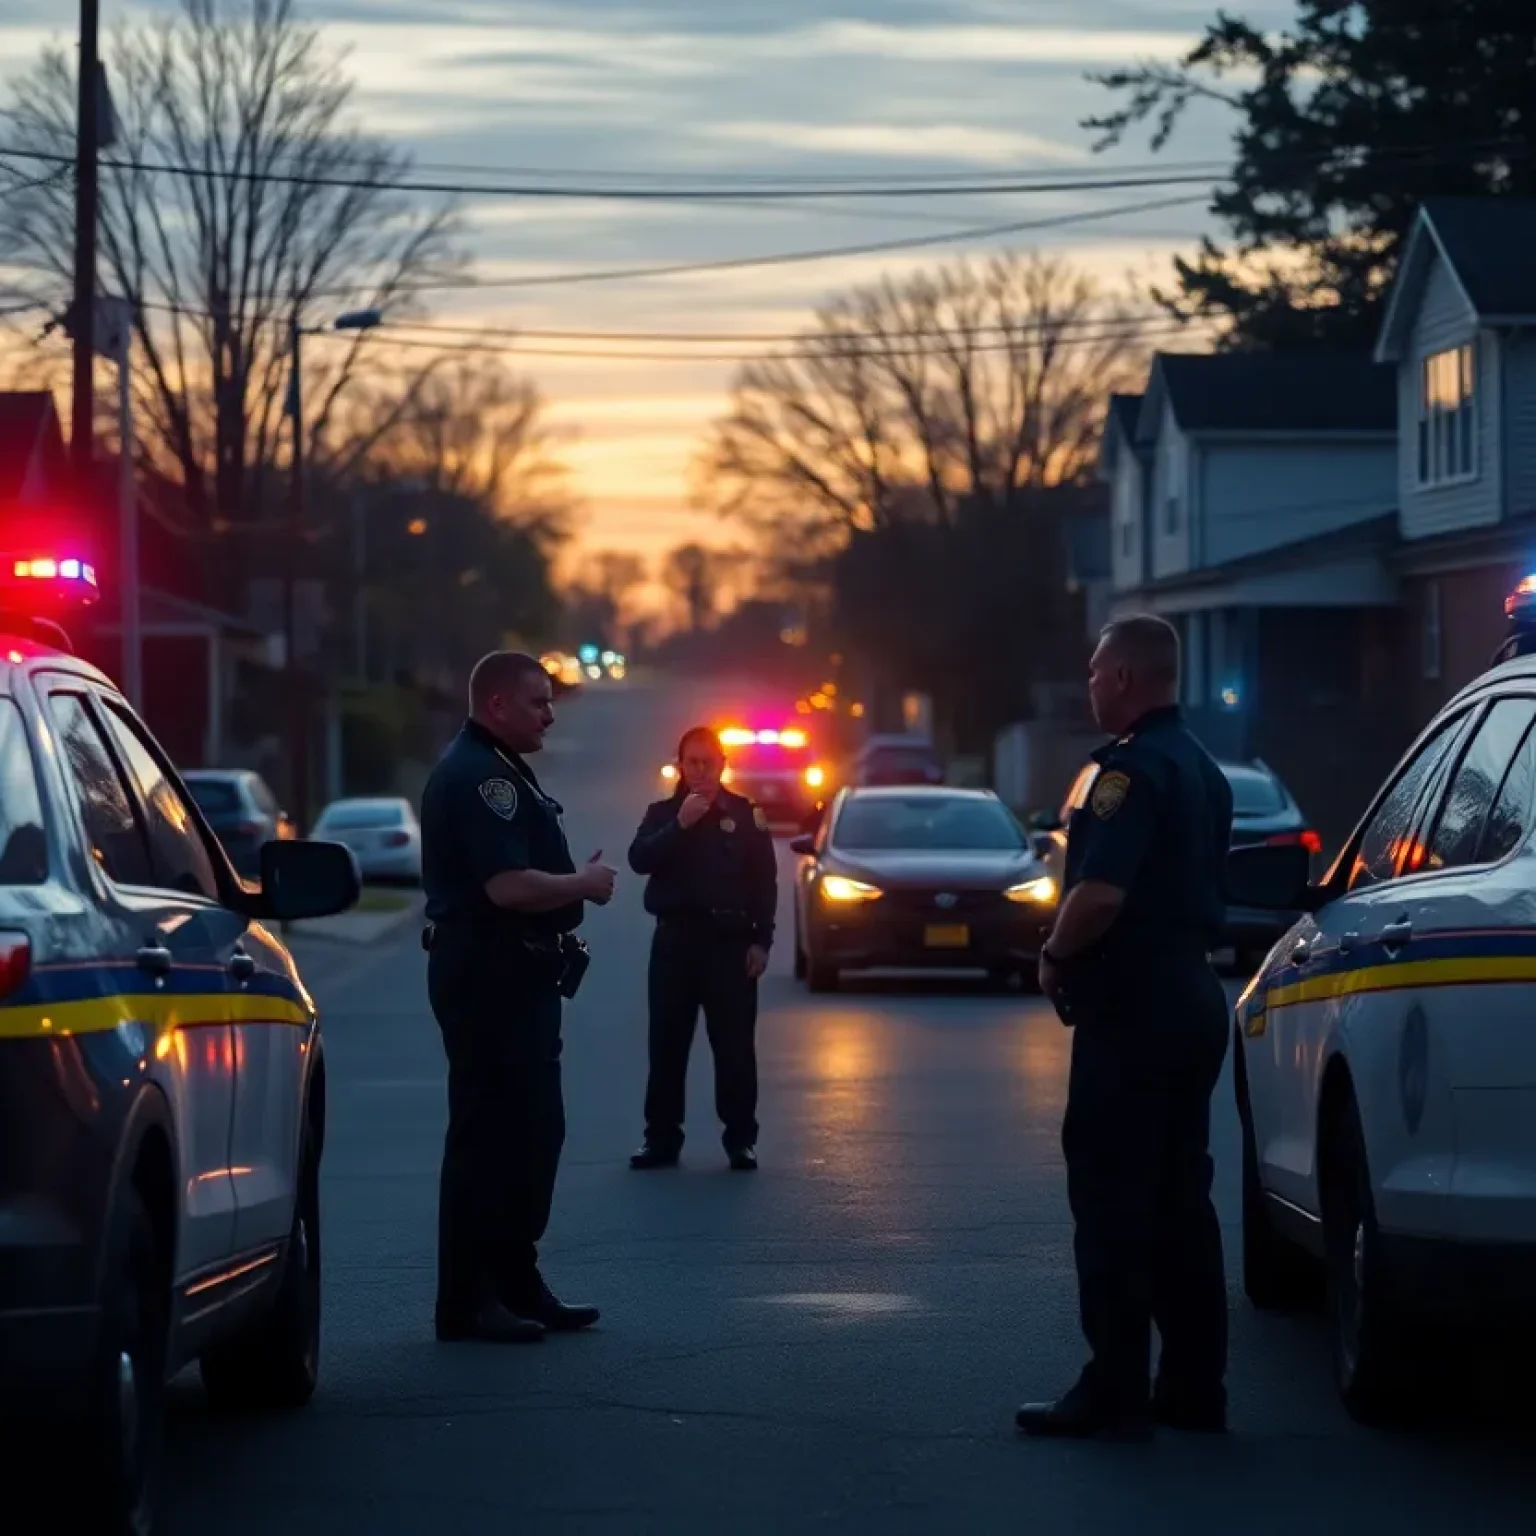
[1228,578,1536,1421]
[658,724,828,829]
[0,556,359,1529]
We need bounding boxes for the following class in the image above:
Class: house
[1102,351,1404,846]
[1373,196,1536,723]
[0,391,68,507]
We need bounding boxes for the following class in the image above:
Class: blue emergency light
[0,550,101,654]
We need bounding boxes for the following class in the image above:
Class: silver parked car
[310,796,422,883]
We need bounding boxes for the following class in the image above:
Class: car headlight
[804,763,826,789]
[819,873,882,903]
[1004,876,1058,905]
[660,764,678,782]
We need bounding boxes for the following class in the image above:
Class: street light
[284,306,383,826]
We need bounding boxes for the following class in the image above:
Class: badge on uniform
[1090,770,1130,820]
[719,816,736,834]
[479,778,519,820]
[752,805,769,831]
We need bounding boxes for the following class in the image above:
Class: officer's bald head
[469,651,555,754]
[1089,615,1180,734]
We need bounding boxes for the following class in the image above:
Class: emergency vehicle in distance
[1225,571,1536,1423]
[0,550,360,1531]
[658,723,828,831]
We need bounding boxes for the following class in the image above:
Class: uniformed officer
[627,726,778,1172]
[421,650,616,1344]
[1016,615,1233,1439]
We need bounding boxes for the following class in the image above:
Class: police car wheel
[806,954,839,992]
[69,1189,167,1536]
[1235,1039,1320,1311]
[200,1124,322,1412]
[1322,1093,1410,1422]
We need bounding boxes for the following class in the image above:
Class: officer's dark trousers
[1061,961,1229,1411]
[428,937,565,1322]
[644,923,759,1153]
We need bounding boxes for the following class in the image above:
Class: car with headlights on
[790,785,1057,991]
[659,724,829,830]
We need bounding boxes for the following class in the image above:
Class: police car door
[1360,691,1536,1246]
[40,684,239,1274]
[90,694,304,1259]
[1257,708,1475,1216]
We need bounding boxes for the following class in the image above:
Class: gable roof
[1137,352,1396,438]
[1376,198,1536,362]
[1097,392,1145,478]
[0,392,66,504]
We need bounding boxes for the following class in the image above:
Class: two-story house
[1101,351,1404,845]
[1374,197,1536,722]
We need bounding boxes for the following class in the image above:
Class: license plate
[924,924,970,949]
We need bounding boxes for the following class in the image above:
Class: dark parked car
[181,769,297,877]
[851,734,944,787]
[1030,755,1318,970]
[790,785,1059,991]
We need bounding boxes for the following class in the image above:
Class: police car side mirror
[789,834,817,857]
[256,839,361,921]
[1224,843,1318,911]
[1027,810,1062,834]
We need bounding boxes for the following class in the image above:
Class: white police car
[0,556,358,1530]
[1230,582,1536,1421]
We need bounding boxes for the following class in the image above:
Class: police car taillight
[0,931,31,1000]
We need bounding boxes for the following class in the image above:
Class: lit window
[1417,343,1478,487]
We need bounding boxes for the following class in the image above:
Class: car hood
[825,848,1044,888]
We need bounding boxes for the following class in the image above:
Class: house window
[1422,580,1442,680]
[1417,343,1478,486]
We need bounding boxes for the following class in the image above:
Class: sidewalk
[284,887,424,947]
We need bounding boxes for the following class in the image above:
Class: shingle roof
[1150,352,1397,435]
[1419,197,1536,317]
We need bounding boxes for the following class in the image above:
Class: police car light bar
[7,555,99,598]
[1506,574,1536,617]
[719,726,810,749]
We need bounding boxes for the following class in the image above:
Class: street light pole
[284,314,307,828]
[70,0,101,482]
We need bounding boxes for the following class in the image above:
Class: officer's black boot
[1016,1374,1154,1441]
[436,1300,546,1345]
[630,1142,680,1170]
[506,1272,601,1333]
[727,1145,758,1172]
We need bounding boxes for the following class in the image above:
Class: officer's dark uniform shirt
[422,719,583,935]
[1064,705,1232,964]
[629,787,777,947]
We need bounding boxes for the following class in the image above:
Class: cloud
[707,121,1087,167]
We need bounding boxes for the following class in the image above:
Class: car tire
[793,941,807,980]
[64,1187,168,1536]
[806,953,839,992]
[1321,1091,1410,1422]
[201,1123,321,1413]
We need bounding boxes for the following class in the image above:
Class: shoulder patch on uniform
[752,804,769,831]
[478,777,519,820]
[1090,770,1130,819]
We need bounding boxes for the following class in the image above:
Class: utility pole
[70,0,101,481]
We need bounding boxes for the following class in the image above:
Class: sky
[0,0,1295,567]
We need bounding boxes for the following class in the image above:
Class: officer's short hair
[677,726,724,761]
[1100,614,1180,689]
[468,651,549,713]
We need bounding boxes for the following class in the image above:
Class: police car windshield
[727,743,803,771]
[1221,766,1287,816]
[834,795,1024,851]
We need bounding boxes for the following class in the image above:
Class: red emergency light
[6,555,99,602]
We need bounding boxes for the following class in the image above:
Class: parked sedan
[850,733,944,786]
[791,785,1058,991]
[181,768,296,877]
[310,797,422,883]
[1030,754,1318,970]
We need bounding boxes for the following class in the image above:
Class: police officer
[627,726,777,1172]
[422,650,616,1343]
[1016,615,1233,1439]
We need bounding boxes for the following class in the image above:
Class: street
[163,679,1535,1535]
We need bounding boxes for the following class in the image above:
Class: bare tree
[0,0,462,530]
[700,251,1146,542]
[661,542,756,633]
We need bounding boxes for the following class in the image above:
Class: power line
[306,316,1210,366]
[314,193,1212,297]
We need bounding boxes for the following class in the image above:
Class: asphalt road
[163,678,1535,1534]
